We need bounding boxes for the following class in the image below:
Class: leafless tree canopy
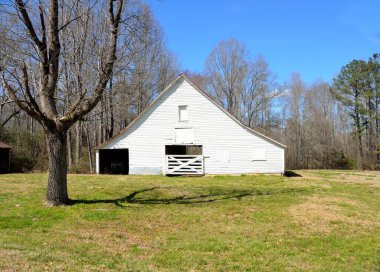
[204,39,282,134]
[0,0,179,205]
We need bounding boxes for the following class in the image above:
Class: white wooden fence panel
[166,155,204,175]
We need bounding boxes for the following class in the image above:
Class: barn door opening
[165,145,204,175]
[0,148,11,174]
[99,149,129,174]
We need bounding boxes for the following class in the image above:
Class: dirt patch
[0,249,27,271]
[289,196,379,234]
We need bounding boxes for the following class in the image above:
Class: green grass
[0,171,379,271]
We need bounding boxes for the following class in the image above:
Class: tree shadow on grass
[71,187,307,207]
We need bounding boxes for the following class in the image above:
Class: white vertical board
[95,150,100,174]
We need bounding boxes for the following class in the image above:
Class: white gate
[165,155,204,175]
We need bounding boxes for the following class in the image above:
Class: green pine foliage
[330,54,380,169]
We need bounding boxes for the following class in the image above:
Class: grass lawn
[0,170,379,271]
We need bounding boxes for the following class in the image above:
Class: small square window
[217,150,230,163]
[252,148,266,161]
[179,105,188,121]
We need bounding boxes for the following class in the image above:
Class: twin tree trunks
[45,130,69,206]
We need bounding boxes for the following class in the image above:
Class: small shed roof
[0,142,12,149]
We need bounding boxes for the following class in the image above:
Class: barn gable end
[96,75,285,175]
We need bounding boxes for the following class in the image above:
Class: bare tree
[283,74,305,169]
[204,39,281,132]
[183,70,209,90]
[125,3,178,115]
[241,56,280,131]
[0,0,124,205]
[205,39,248,117]
[281,75,353,170]
[88,2,179,148]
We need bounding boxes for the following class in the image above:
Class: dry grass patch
[299,170,380,187]
[64,223,153,252]
[289,195,380,234]
[335,173,380,187]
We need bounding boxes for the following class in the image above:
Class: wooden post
[95,150,100,174]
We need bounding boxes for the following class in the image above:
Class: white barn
[95,74,285,175]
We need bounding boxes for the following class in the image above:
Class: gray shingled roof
[0,142,12,149]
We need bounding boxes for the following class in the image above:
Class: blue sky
[149,0,380,84]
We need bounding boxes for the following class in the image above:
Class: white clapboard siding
[97,75,285,174]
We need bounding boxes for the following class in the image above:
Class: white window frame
[178,105,189,122]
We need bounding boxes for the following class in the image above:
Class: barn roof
[0,142,12,149]
[95,74,286,149]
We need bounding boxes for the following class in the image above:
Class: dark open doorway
[0,148,11,174]
[99,149,129,174]
[165,145,202,155]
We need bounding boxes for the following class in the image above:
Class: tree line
[187,39,379,170]
[0,1,379,185]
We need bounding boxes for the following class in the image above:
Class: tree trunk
[85,123,94,173]
[99,102,104,143]
[45,129,69,206]
[75,121,82,165]
[354,107,364,170]
[107,78,114,139]
[67,129,74,169]
[357,134,364,170]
